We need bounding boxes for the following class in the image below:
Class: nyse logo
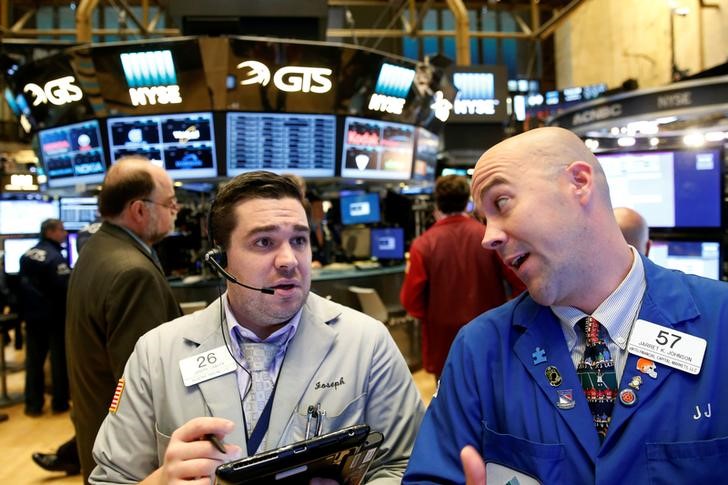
[129,85,182,106]
[23,76,83,106]
[236,61,333,94]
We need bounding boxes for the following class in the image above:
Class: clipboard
[215,425,384,485]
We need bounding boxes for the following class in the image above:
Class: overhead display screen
[60,196,98,231]
[3,238,39,274]
[0,194,59,235]
[340,116,415,181]
[226,112,336,177]
[107,112,217,179]
[412,127,439,183]
[38,120,107,188]
[597,149,722,228]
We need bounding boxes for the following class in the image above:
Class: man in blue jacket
[404,127,728,484]
[19,218,71,417]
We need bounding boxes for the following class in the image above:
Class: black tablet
[215,425,384,485]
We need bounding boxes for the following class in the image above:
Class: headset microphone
[204,248,276,295]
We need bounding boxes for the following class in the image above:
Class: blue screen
[340,193,381,225]
[371,227,404,260]
[649,240,721,280]
[597,149,722,228]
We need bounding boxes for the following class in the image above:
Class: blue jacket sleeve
[404,328,485,484]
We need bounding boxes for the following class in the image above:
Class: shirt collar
[552,246,646,351]
[113,222,153,255]
[223,292,300,356]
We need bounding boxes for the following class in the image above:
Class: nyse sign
[23,76,83,106]
[129,85,182,106]
[237,61,333,94]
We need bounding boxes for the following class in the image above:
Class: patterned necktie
[242,342,279,436]
[576,316,618,441]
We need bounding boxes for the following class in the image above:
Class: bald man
[66,157,182,482]
[404,127,728,484]
[614,206,650,255]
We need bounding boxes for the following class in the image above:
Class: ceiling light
[683,132,704,147]
[704,131,725,142]
[649,137,660,146]
[617,136,636,147]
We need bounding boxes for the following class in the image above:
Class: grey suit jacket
[90,292,425,484]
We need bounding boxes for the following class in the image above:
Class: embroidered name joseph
[315,377,345,390]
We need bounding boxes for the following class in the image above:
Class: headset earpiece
[211,245,227,268]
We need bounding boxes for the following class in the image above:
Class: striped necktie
[576,316,618,441]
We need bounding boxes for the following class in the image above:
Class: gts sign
[236,61,333,94]
[23,76,83,106]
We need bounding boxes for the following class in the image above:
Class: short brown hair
[434,175,470,214]
[210,171,305,249]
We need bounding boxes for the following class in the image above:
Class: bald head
[614,207,650,255]
[474,128,609,205]
[98,157,169,218]
[470,127,633,313]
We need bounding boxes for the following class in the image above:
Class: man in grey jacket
[90,171,424,484]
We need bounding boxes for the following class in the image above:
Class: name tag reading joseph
[627,319,707,375]
[179,346,237,387]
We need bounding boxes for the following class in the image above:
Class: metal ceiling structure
[0,0,583,65]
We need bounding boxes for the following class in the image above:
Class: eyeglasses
[141,198,179,211]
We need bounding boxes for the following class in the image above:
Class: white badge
[627,319,707,375]
[179,345,237,387]
[486,462,541,485]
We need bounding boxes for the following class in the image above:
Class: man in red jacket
[400,175,524,379]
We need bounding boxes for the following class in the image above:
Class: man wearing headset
[89,171,425,484]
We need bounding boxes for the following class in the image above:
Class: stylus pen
[205,433,227,454]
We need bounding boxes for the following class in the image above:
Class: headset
[204,198,275,295]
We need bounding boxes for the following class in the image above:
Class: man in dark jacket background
[19,218,70,416]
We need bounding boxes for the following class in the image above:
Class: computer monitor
[0,195,59,235]
[59,196,98,231]
[38,119,107,188]
[648,240,721,280]
[412,127,439,183]
[226,112,336,178]
[597,149,722,228]
[341,226,371,260]
[340,116,415,181]
[3,238,37,274]
[108,112,217,179]
[371,227,404,261]
[340,193,381,225]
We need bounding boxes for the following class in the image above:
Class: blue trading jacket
[404,255,728,484]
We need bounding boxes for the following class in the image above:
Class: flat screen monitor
[412,127,439,183]
[0,195,59,235]
[340,117,415,181]
[649,240,721,280]
[38,120,107,188]
[341,226,371,260]
[371,227,404,261]
[597,149,722,228]
[340,193,381,225]
[108,112,217,179]
[60,196,98,231]
[3,238,37,274]
[226,112,336,178]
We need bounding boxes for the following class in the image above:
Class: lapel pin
[545,365,562,387]
[556,389,575,409]
[532,347,547,365]
[636,358,658,379]
[628,375,642,390]
[619,388,638,406]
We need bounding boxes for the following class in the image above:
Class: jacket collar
[179,292,342,454]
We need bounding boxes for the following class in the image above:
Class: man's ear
[565,161,593,201]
